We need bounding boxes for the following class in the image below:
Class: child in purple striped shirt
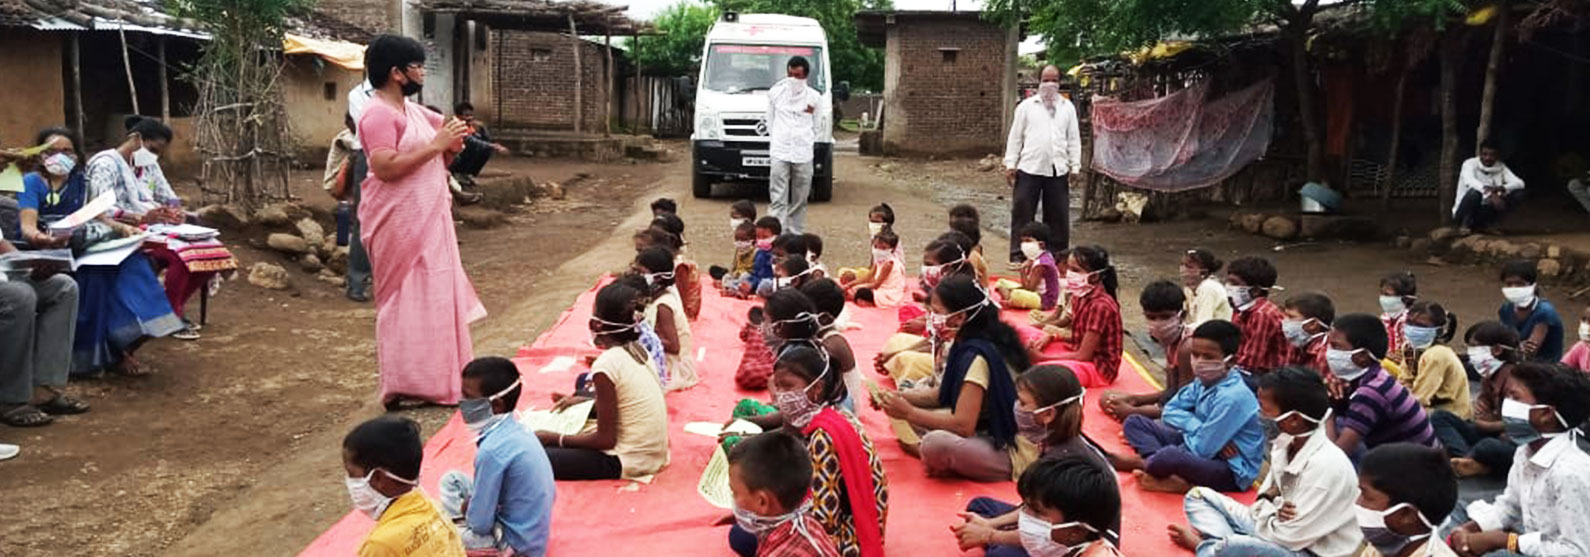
[1323,314,1439,457]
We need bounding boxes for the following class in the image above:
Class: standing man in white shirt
[1003,65,1081,267]
[344,79,375,302]
[766,56,820,234]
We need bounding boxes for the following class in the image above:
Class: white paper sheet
[538,356,577,374]
[682,419,763,439]
[697,445,734,509]
[74,235,147,268]
[515,400,595,436]
[47,190,117,236]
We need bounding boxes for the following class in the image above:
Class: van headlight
[697,115,719,140]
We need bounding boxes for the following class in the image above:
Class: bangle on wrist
[1507,533,1519,552]
[557,433,566,447]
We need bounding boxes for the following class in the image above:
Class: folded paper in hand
[683,419,763,439]
[697,445,734,509]
[516,400,595,436]
[48,191,117,237]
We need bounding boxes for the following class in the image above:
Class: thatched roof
[420,0,649,35]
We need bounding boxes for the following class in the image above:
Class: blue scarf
[938,338,1019,447]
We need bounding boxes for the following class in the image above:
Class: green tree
[631,1,720,75]
[712,0,891,91]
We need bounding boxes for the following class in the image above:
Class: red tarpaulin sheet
[300,278,1252,556]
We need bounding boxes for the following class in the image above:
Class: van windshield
[703,44,825,94]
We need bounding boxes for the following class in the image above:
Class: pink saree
[358,100,486,405]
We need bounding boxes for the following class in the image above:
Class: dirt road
[2,143,1539,556]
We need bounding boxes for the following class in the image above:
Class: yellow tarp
[284,33,366,70]
[1466,5,1498,26]
[1127,41,1195,65]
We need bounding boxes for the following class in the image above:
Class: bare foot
[1451,457,1490,478]
[1135,470,1193,494]
[898,439,921,458]
[1106,451,1144,472]
[1168,524,1202,551]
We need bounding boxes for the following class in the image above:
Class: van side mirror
[834,81,851,102]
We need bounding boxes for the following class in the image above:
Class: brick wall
[493,30,613,132]
[882,19,1010,156]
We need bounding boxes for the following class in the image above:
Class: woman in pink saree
[356,35,485,407]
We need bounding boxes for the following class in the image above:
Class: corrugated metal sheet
[28,16,86,30]
[93,18,209,39]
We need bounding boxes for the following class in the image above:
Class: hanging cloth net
[1090,79,1275,192]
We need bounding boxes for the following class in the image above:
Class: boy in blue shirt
[731,216,780,298]
[1111,320,1266,494]
[1497,260,1564,362]
[441,357,556,556]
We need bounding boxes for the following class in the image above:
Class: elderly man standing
[766,56,820,234]
[1003,65,1081,267]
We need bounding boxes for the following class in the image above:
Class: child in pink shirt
[1560,306,1590,372]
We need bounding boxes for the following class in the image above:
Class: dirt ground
[3,140,1577,556]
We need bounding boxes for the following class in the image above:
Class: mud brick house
[854,10,1020,157]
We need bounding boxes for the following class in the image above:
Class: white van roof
[707,14,827,45]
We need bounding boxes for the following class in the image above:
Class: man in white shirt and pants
[1003,65,1081,266]
[1453,142,1525,235]
[766,56,820,234]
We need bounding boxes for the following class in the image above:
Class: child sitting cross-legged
[1446,362,1590,557]
[440,357,555,557]
[727,345,888,557]
[1169,366,1362,557]
[727,430,845,557]
[996,456,1125,557]
[1027,245,1123,388]
[845,226,907,308]
[1281,292,1335,378]
[1396,300,1470,420]
[996,222,1062,312]
[1109,320,1266,494]
[1102,280,1193,421]
[717,221,759,290]
[1227,256,1290,379]
[1321,314,1438,455]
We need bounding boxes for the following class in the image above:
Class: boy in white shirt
[1170,367,1362,557]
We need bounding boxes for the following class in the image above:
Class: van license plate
[742,157,770,167]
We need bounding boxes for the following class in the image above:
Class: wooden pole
[1381,63,1409,210]
[570,15,583,134]
[1476,2,1510,152]
[119,25,140,115]
[604,17,613,137]
[69,33,85,139]
[158,36,170,121]
[633,32,642,133]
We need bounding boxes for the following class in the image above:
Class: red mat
[300,280,1248,556]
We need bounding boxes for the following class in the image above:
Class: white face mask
[1018,509,1107,557]
[43,153,76,176]
[1272,408,1330,447]
[132,137,159,167]
[867,222,885,237]
[1327,348,1369,381]
[1467,345,1504,377]
[345,468,418,520]
[1226,284,1256,310]
[1379,295,1408,316]
[872,248,892,263]
[731,217,748,230]
[1037,81,1061,108]
[1191,355,1232,383]
[1503,285,1537,307]
[1282,318,1323,348]
[1580,322,1590,342]
[1020,242,1044,262]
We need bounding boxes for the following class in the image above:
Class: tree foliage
[632,0,890,90]
[631,1,720,75]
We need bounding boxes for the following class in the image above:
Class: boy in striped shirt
[1322,314,1439,456]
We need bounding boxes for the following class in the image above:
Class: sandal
[0,405,54,427]
[112,353,154,377]
[37,395,90,416]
